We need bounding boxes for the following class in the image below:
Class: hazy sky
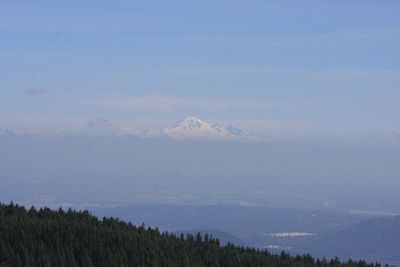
[1,1,399,142]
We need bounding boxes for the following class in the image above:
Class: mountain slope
[0,203,381,267]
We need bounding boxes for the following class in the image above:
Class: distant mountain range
[0,128,23,136]
[0,117,263,142]
[300,215,400,265]
[127,116,263,142]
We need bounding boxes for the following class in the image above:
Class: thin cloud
[104,67,279,80]
[86,118,115,128]
[156,67,277,76]
[87,94,292,111]
[23,88,47,96]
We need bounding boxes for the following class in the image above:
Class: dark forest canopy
[0,203,387,267]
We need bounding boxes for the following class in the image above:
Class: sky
[1,1,400,212]
[1,0,400,143]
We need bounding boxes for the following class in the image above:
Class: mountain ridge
[128,116,263,142]
[300,215,400,266]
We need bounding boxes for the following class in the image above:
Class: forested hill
[0,203,385,267]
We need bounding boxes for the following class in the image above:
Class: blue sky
[1,1,399,142]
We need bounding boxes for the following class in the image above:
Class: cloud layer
[87,94,291,112]
[23,88,47,96]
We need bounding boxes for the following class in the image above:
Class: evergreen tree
[0,202,384,267]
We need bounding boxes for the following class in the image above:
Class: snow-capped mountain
[131,117,263,142]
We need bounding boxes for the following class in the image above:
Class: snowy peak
[171,117,211,130]
[133,117,263,142]
[225,125,253,137]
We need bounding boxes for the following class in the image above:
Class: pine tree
[0,202,384,267]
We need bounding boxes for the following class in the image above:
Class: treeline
[0,203,386,267]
